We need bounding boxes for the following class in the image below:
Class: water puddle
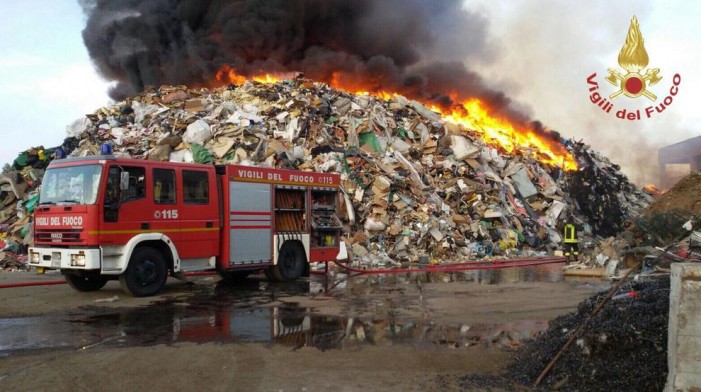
[0,264,596,356]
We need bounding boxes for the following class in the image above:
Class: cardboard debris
[2,78,654,268]
[511,168,537,199]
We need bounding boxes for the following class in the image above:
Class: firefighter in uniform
[563,223,579,261]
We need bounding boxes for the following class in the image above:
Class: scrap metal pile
[2,79,652,267]
[458,278,670,391]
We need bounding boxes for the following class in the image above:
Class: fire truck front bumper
[28,247,101,270]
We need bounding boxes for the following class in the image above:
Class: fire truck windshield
[39,164,103,205]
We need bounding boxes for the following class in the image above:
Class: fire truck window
[104,167,121,206]
[104,167,121,222]
[183,170,209,204]
[120,166,146,202]
[40,164,102,206]
[153,168,176,204]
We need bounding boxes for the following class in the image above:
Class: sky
[0,0,699,186]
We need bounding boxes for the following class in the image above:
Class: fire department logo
[585,15,681,121]
[605,16,661,101]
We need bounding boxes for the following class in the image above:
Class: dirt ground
[0,266,602,391]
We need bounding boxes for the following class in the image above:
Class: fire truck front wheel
[63,272,108,292]
[268,241,306,282]
[119,247,168,297]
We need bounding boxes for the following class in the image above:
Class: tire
[119,247,168,297]
[218,269,252,284]
[268,242,306,282]
[278,307,307,327]
[63,273,108,292]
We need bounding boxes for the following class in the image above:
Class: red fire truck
[28,152,344,296]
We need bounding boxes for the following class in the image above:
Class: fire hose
[326,256,566,275]
[0,257,565,289]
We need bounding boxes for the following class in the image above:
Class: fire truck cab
[28,153,343,297]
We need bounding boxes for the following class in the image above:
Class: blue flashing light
[100,143,113,155]
[55,147,67,159]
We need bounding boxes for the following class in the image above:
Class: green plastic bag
[24,194,40,213]
[190,144,214,164]
[13,152,29,169]
[358,132,382,151]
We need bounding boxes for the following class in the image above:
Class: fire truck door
[150,168,181,244]
[177,169,219,259]
[100,165,160,245]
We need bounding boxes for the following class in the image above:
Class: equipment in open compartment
[311,189,342,247]
[274,188,305,232]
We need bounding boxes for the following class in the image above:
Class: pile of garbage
[566,140,650,238]
[458,278,669,390]
[2,79,652,266]
[1,155,45,270]
[565,170,701,277]
[640,172,701,260]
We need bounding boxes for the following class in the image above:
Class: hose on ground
[326,256,566,275]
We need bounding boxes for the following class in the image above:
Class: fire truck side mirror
[120,172,130,191]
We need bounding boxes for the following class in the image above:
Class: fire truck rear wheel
[269,241,306,282]
[63,273,108,292]
[119,247,168,297]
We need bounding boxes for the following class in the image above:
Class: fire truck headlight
[30,252,40,264]
[70,254,86,267]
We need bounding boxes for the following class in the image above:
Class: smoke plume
[80,0,558,136]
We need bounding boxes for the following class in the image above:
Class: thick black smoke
[80,0,553,134]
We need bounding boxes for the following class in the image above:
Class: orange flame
[212,66,577,171]
[328,71,395,100]
[643,184,663,196]
[216,65,282,85]
[215,65,247,85]
[435,100,577,171]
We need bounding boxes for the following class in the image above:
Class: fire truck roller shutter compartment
[229,181,272,264]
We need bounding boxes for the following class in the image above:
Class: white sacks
[183,119,212,145]
[364,217,387,231]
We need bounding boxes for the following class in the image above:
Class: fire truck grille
[35,229,83,243]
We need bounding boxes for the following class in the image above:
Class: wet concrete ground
[0,264,607,359]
